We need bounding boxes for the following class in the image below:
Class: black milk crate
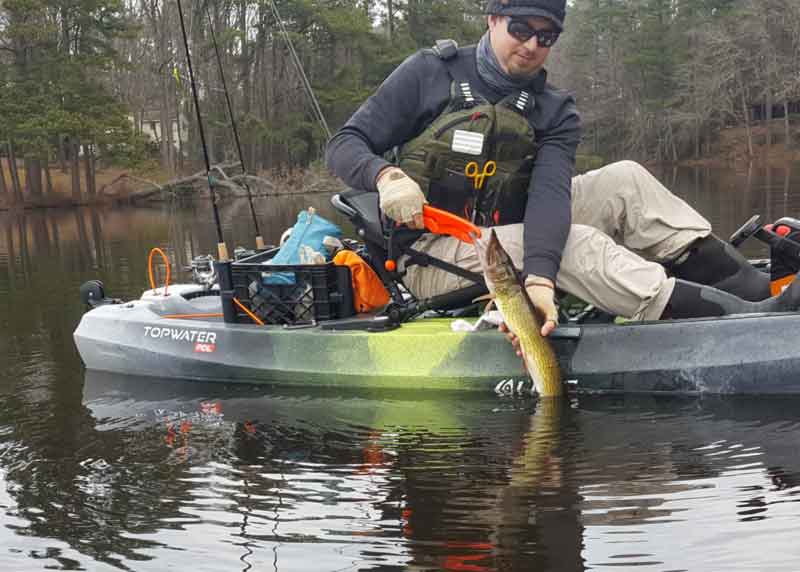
[230,261,355,325]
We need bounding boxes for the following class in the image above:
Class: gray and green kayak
[73,282,800,394]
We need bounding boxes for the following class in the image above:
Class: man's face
[487,15,555,78]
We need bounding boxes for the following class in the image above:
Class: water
[2,163,800,570]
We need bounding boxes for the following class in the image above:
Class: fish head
[473,229,517,296]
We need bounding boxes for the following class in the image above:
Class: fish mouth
[485,229,501,267]
[474,230,500,279]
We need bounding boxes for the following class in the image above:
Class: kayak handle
[148,248,171,296]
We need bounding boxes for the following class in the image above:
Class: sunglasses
[506,17,560,47]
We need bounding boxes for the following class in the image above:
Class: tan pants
[403,161,712,320]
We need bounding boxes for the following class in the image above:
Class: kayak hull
[73,292,531,391]
[73,289,800,394]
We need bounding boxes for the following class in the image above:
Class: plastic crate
[230,261,355,325]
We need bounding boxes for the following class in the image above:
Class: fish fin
[472,293,495,303]
[520,353,541,396]
[473,293,497,313]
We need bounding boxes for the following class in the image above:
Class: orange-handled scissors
[465,160,497,190]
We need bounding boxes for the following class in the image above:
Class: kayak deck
[73,286,800,394]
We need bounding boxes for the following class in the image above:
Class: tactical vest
[397,41,538,227]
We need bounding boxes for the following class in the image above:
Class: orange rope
[233,297,265,326]
[162,313,224,319]
[148,247,171,295]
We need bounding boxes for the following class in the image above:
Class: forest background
[1,0,799,206]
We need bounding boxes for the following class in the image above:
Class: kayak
[73,281,800,394]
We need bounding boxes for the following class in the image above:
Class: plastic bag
[264,208,342,285]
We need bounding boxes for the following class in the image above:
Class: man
[326,0,799,335]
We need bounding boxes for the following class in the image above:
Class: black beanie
[486,0,566,30]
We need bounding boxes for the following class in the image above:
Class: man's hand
[376,167,426,230]
[524,275,558,336]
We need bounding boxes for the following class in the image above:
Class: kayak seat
[332,189,488,322]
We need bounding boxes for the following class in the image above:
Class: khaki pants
[403,161,712,320]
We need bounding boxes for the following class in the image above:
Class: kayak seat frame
[332,189,488,324]
[332,190,619,326]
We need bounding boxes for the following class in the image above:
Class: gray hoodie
[325,43,581,282]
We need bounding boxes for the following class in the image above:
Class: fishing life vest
[396,40,538,227]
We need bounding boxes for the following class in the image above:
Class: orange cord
[233,297,265,326]
[148,248,171,295]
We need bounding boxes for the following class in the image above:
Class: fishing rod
[268,0,331,140]
[204,2,266,250]
[176,0,229,262]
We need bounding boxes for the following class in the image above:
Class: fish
[473,229,563,397]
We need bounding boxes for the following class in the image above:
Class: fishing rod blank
[176,0,229,262]
[205,2,265,250]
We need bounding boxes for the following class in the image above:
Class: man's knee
[604,159,646,175]
[595,160,653,190]
[566,223,615,248]
[562,224,617,271]
[560,223,672,319]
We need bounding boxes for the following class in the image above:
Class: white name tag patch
[451,130,484,156]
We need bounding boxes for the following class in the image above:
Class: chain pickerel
[474,229,563,397]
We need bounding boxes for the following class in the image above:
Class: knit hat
[486,0,566,31]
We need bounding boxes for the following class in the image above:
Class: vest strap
[434,45,536,120]
[432,39,459,61]
[405,247,485,284]
[515,91,534,114]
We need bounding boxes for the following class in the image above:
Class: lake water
[2,162,800,570]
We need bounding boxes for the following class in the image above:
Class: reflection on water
[1,165,800,570]
[3,373,799,570]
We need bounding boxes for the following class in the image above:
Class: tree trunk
[57,136,68,172]
[90,147,97,196]
[784,101,792,148]
[203,13,217,163]
[783,164,791,213]
[240,0,251,167]
[591,0,599,156]
[174,88,184,171]
[765,84,773,152]
[25,157,43,200]
[84,143,96,198]
[739,81,754,158]
[668,117,678,162]
[43,156,55,199]
[0,156,8,200]
[765,164,773,221]
[694,118,701,159]
[159,79,173,171]
[70,137,82,204]
[157,2,174,172]
[387,0,394,41]
[7,142,24,204]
